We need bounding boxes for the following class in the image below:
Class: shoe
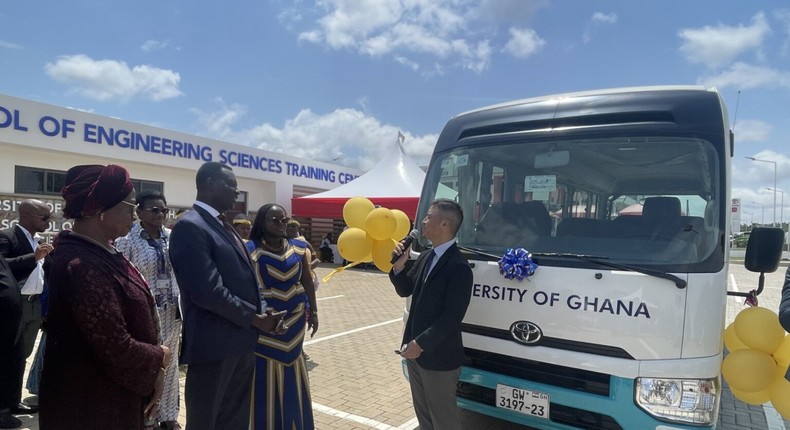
[10,403,38,414]
[0,413,21,429]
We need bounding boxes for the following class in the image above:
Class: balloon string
[322,260,365,283]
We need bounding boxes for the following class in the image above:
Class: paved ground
[12,262,790,429]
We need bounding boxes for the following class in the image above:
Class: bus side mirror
[744,227,784,273]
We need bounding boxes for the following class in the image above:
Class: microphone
[391,229,420,264]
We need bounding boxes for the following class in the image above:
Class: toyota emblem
[510,321,543,345]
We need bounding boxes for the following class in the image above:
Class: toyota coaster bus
[410,86,738,429]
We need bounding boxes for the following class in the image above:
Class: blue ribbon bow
[498,248,538,281]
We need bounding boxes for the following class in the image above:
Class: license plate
[495,384,549,419]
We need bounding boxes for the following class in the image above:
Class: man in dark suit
[0,199,53,415]
[390,199,473,430]
[0,255,23,429]
[169,162,285,430]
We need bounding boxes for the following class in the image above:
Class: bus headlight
[635,377,719,425]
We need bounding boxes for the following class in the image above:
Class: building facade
[0,93,360,242]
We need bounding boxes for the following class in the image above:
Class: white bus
[410,86,772,429]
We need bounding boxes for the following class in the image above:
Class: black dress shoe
[0,413,21,429]
[10,403,38,414]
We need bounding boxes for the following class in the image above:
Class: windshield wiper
[456,245,501,261]
[531,252,687,289]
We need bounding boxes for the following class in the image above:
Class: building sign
[731,198,741,233]
[1,196,71,236]
[0,97,359,185]
[0,196,194,239]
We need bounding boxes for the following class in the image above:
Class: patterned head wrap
[62,164,134,219]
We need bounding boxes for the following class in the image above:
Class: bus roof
[435,86,728,154]
[453,85,717,118]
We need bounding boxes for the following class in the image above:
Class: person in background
[286,219,320,361]
[169,162,286,430]
[232,214,252,241]
[389,199,473,430]
[116,190,182,430]
[0,199,54,415]
[247,204,318,429]
[39,164,170,430]
[0,255,22,429]
[286,220,320,275]
[318,232,333,263]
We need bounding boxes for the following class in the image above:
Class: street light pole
[767,187,784,230]
[747,156,778,226]
[742,211,753,227]
[752,201,765,225]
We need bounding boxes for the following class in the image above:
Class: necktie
[421,250,436,281]
[218,214,246,254]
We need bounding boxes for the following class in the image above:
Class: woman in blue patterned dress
[247,204,318,430]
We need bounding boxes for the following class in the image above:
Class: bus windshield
[420,135,723,271]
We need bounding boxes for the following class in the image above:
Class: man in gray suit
[169,162,285,430]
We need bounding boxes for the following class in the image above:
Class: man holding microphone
[389,199,473,430]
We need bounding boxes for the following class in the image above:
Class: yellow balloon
[390,209,411,241]
[734,306,786,354]
[343,197,375,229]
[365,208,397,241]
[721,349,777,393]
[361,252,373,263]
[774,335,790,367]
[770,374,790,420]
[372,238,397,272]
[337,228,373,262]
[732,387,771,405]
[724,323,748,353]
[738,363,789,406]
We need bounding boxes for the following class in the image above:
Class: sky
[2,1,790,226]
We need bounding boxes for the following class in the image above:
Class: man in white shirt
[0,199,54,415]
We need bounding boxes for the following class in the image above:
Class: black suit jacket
[390,243,473,370]
[0,225,37,285]
[169,205,262,364]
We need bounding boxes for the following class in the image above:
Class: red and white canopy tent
[291,142,426,220]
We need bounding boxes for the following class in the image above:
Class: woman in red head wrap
[40,164,172,430]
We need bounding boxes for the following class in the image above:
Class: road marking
[729,273,738,292]
[307,317,407,427]
[764,403,787,430]
[313,402,401,430]
[304,318,401,346]
[317,294,344,301]
[397,417,419,429]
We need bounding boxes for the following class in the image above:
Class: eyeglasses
[143,207,170,215]
[268,217,290,225]
[119,201,139,212]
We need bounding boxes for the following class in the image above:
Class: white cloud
[0,40,23,50]
[193,102,436,170]
[733,119,772,142]
[591,12,617,25]
[678,12,770,69]
[296,0,493,73]
[698,62,790,90]
[502,27,546,59]
[582,12,617,44]
[44,54,183,102]
[141,39,176,52]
